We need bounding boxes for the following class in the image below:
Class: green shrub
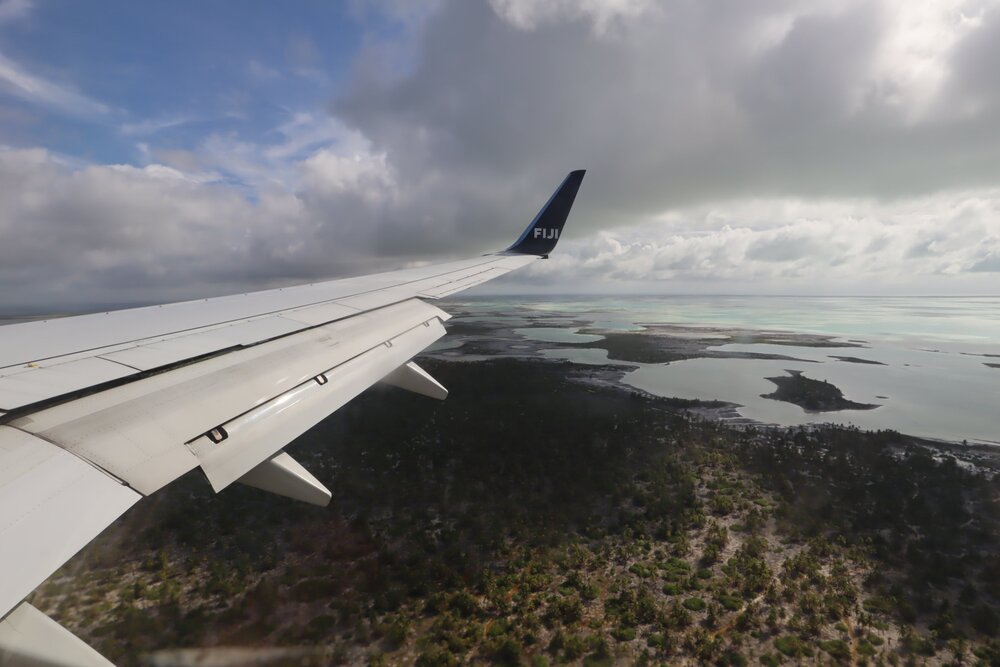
[818,639,849,659]
[380,619,409,650]
[862,595,892,615]
[562,634,587,660]
[415,644,458,667]
[487,636,522,666]
[972,604,1000,635]
[774,635,809,658]
[683,597,707,612]
[718,594,741,611]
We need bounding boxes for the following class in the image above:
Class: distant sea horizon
[2,292,999,316]
[447,295,1000,446]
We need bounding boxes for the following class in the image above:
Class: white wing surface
[0,170,585,665]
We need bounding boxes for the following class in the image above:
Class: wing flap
[9,300,450,496]
[0,427,141,619]
[188,314,446,492]
[0,602,114,666]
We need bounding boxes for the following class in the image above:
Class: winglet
[505,170,585,256]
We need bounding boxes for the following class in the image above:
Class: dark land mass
[566,331,691,364]
[761,370,880,413]
[442,310,866,369]
[630,325,864,349]
[829,355,887,365]
[439,321,515,337]
[563,329,824,365]
[986,363,1000,369]
[31,356,1000,667]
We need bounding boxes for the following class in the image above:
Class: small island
[761,370,880,412]
[829,355,886,365]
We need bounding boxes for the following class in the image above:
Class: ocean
[446,295,1000,445]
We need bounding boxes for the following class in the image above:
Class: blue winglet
[505,170,585,256]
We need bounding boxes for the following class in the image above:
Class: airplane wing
[0,170,585,666]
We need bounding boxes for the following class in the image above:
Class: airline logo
[533,228,560,240]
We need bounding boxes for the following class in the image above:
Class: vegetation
[761,369,879,412]
[30,355,1000,666]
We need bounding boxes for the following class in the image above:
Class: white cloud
[0,134,416,308]
[120,115,195,137]
[194,111,381,190]
[0,53,110,118]
[867,0,994,120]
[488,0,657,33]
[509,192,1000,294]
[301,148,393,202]
[2,139,997,310]
[265,112,370,161]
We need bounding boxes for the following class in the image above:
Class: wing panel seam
[0,257,501,371]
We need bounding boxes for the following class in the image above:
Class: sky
[0,0,998,308]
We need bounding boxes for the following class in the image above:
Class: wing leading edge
[0,170,585,665]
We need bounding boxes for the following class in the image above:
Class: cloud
[970,253,1000,272]
[189,111,380,190]
[0,134,453,308]
[0,53,110,118]
[4,140,997,312]
[498,190,1000,293]
[3,0,1000,308]
[335,1,1000,223]
[120,115,196,137]
[487,0,657,33]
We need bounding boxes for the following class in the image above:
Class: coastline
[425,300,1000,448]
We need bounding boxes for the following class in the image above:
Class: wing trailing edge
[0,602,114,667]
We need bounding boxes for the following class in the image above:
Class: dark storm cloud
[334,0,1000,245]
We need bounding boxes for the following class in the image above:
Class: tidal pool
[622,341,1000,445]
